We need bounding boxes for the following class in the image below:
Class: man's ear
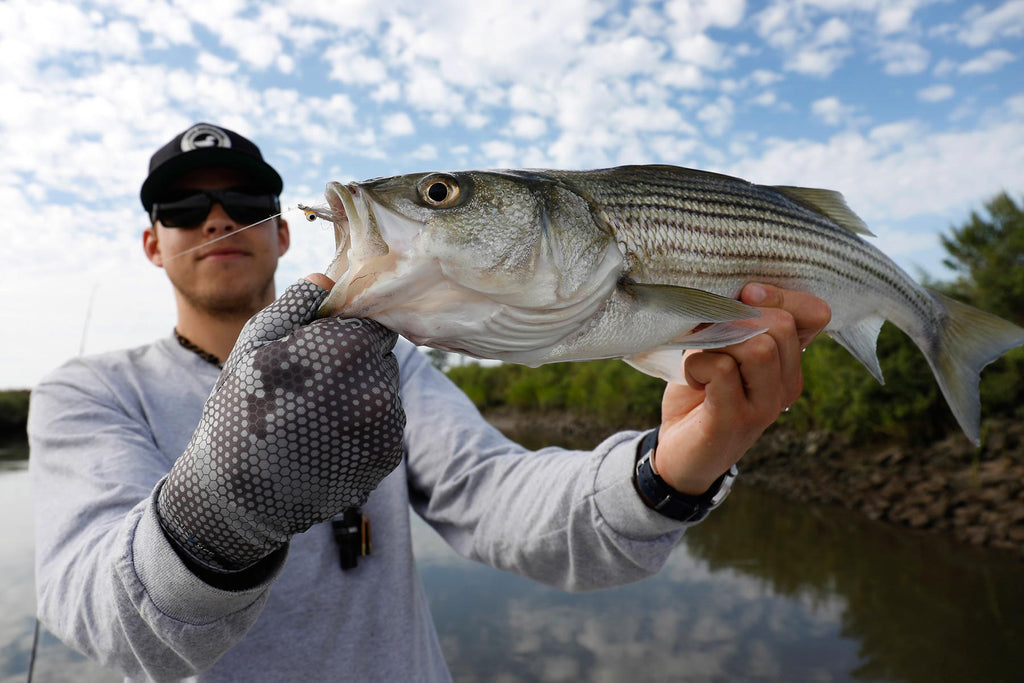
[143,225,164,267]
[277,218,290,257]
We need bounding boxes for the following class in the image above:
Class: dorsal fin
[771,186,875,237]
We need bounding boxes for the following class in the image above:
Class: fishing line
[164,205,342,262]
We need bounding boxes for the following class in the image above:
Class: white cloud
[482,140,519,166]
[876,4,916,34]
[787,46,850,76]
[932,57,957,77]
[958,0,1024,47]
[508,115,548,140]
[665,0,745,31]
[879,41,930,75]
[1008,94,1024,116]
[732,103,1024,229]
[411,144,439,161]
[130,0,197,47]
[697,96,735,137]
[324,43,389,85]
[811,96,859,126]
[382,112,415,137]
[751,69,783,87]
[817,17,851,45]
[753,1,938,77]
[753,3,799,50]
[959,49,1017,74]
[750,91,778,107]
[197,52,240,75]
[672,33,728,69]
[917,84,955,103]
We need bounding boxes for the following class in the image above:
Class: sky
[1,0,1022,389]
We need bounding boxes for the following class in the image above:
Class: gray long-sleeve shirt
[28,334,691,682]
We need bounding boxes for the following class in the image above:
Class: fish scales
[317,164,1024,443]
[554,168,932,325]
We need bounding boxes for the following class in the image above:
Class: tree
[940,192,1024,324]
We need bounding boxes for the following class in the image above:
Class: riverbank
[482,408,1024,559]
[742,417,1024,558]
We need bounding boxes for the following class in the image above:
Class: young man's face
[143,167,290,317]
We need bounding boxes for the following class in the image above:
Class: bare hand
[652,283,831,495]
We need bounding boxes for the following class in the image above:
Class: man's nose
[204,202,237,234]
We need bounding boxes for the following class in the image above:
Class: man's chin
[184,283,276,318]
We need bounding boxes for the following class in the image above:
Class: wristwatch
[633,428,738,523]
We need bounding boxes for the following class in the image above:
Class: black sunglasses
[151,189,281,228]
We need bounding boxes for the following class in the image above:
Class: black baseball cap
[140,122,284,211]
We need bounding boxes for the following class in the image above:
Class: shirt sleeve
[28,358,285,680]
[397,343,692,593]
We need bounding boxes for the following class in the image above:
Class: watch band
[633,428,738,523]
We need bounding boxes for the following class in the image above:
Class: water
[3,436,1022,682]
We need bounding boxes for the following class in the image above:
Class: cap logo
[180,124,232,152]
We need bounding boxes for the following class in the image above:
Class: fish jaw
[319,181,408,317]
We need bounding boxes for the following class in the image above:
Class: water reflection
[414,485,1024,682]
[688,486,1024,683]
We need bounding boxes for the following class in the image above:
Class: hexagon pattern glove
[157,279,405,571]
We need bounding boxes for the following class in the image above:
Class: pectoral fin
[676,322,769,348]
[621,281,760,322]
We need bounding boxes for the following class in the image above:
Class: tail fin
[923,290,1024,445]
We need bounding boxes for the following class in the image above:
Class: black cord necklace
[174,329,223,369]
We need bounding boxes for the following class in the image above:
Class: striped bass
[316,165,1024,444]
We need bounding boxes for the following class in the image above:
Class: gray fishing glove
[157,279,405,572]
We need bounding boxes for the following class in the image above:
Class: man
[29,123,830,682]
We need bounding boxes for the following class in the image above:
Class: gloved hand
[157,279,405,571]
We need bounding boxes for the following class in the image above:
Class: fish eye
[418,175,461,208]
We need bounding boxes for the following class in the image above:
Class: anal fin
[827,316,886,383]
[624,350,686,384]
[623,323,770,385]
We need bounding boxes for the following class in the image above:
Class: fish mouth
[319,181,397,316]
[323,181,354,283]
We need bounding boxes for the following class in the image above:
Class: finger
[726,326,789,414]
[683,350,747,412]
[750,308,803,408]
[740,283,831,348]
[303,272,335,290]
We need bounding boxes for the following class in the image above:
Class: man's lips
[198,247,250,261]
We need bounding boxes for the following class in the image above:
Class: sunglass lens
[221,192,279,225]
[154,194,213,228]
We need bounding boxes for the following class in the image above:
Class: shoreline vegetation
[0,390,29,441]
